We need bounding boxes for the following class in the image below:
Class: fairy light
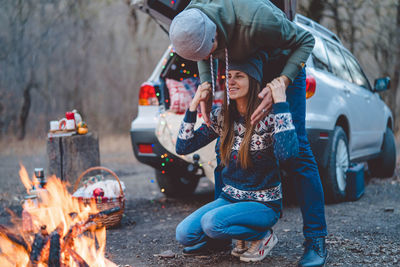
[181,63,185,67]
[161,188,165,193]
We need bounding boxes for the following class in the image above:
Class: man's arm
[251,5,315,82]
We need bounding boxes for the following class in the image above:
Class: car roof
[295,14,342,45]
[295,14,357,61]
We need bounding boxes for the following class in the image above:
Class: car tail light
[139,82,159,106]
[306,76,316,99]
[319,132,329,139]
[138,143,154,154]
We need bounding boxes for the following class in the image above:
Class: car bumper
[130,128,191,172]
[306,128,333,168]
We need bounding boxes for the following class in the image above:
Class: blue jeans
[176,197,279,245]
[214,68,327,239]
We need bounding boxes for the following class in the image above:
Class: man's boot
[298,237,328,267]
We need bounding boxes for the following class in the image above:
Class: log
[47,133,100,189]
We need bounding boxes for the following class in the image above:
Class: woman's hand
[190,82,212,112]
[269,76,287,103]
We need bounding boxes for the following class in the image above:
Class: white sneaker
[239,230,278,262]
[231,240,249,257]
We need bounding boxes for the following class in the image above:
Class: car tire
[321,126,350,203]
[155,169,199,197]
[368,128,396,178]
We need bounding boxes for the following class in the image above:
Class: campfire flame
[0,165,117,267]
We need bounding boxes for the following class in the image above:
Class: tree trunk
[18,81,38,140]
[308,0,325,23]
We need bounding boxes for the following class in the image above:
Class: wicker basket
[73,166,125,228]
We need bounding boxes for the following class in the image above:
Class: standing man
[169,1,327,266]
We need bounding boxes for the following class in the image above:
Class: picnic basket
[73,166,125,228]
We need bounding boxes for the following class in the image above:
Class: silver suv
[130,14,396,203]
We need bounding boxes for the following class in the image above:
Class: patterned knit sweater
[176,102,298,214]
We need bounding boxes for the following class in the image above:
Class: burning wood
[48,227,61,267]
[0,165,119,267]
[0,225,29,253]
[30,226,49,264]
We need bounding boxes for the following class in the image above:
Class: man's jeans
[214,68,327,239]
[176,197,279,246]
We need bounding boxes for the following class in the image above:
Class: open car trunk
[154,49,224,182]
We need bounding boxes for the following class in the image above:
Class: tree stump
[47,133,100,190]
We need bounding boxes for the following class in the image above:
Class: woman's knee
[201,212,225,239]
[176,220,203,246]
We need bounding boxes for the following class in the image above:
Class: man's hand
[250,86,273,125]
[250,75,290,125]
[198,82,213,127]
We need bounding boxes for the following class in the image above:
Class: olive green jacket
[186,0,315,84]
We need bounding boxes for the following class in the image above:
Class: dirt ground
[1,135,399,266]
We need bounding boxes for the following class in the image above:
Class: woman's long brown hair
[219,75,262,169]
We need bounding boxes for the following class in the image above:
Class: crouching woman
[175,53,299,262]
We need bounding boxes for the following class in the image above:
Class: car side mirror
[374,77,390,92]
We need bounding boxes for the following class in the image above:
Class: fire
[0,165,117,267]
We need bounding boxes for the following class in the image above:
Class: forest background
[0,0,399,141]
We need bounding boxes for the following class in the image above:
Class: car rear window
[324,41,353,84]
[311,37,330,73]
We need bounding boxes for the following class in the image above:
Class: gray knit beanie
[169,8,217,61]
[228,52,266,84]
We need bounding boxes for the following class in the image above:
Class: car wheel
[155,169,199,197]
[321,126,350,203]
[368,128,396,178]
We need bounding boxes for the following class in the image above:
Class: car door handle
[343,88,351,95]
